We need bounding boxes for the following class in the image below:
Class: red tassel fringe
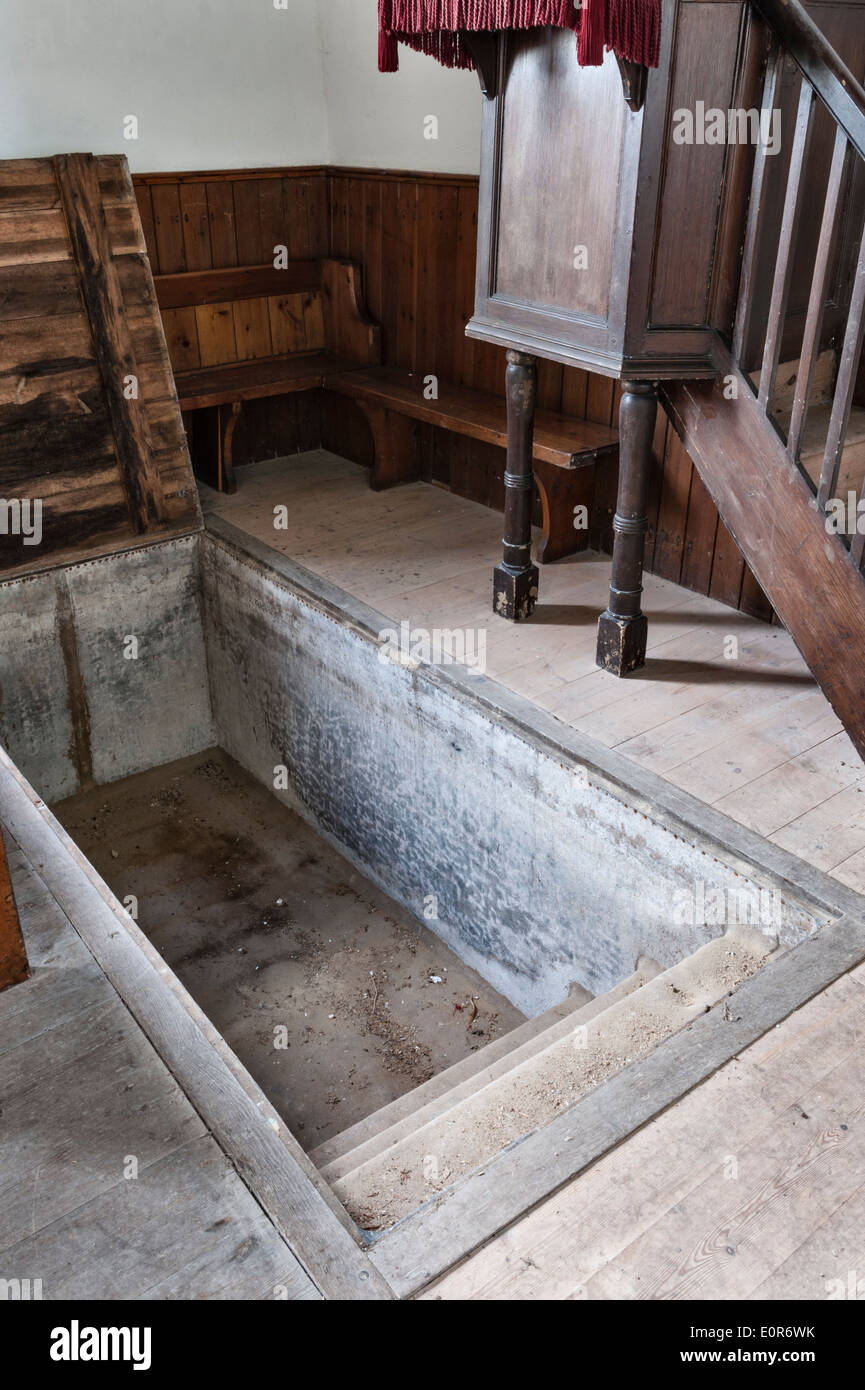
[378,0,661,72]
[577,0,606,66]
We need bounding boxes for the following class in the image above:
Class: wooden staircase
[661,0,865,762]
[313,931,772,1232]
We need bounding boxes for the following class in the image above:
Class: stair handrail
[751,0,865,156]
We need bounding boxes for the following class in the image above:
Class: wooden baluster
[596,381,658,677]
[788,127,850,463]
[493,350,539,621]
[819,221,865,521]
[758,79,815,411]
[733,40,782,367]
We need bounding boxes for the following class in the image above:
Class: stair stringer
[662,346,865,764]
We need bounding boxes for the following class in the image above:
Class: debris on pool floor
[56,748,526,1151]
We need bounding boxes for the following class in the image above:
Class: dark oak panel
[496,31,626,320]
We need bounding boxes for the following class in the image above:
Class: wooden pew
[325,366,619,563]
[152,263,618,563]
[153,258,381,492]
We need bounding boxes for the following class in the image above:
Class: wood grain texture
[0,153,200,579]
[0,745,394,1302]
[423,967,865,1301]
[0,848,319,1302]
[133,165,772,618]
[371,911,865,1297]
[663,347,865,760]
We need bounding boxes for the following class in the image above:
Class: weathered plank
[370,910,865,1297]
[0,996,206,1250]
[0,746,394,1301]
[3,1134,320,1302]
[54,153,166,533]
[663,350,865,762]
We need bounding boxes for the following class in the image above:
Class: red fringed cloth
[378,0,661,72]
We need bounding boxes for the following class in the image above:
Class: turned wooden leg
[0,831,28,993]
[596,380,658,676]
[494,350,539,620]
[358,402,418,490]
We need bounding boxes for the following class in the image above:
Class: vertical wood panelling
[132,165,772,619]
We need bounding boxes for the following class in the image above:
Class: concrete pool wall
[0,524,841,1017]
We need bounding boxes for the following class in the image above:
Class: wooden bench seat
[154,258,380,491]
[325,366,619,563]
[154,261,618,562]
[175,352,363,412]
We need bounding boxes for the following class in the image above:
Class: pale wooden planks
[0,744,393,1301]
[3,1135,320,1303]
[424,971,865,1301]
[369,916,865,1296]
[0,850,319,1302]
[207,453,865,884]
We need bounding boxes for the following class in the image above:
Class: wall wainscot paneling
[133,166,774,621]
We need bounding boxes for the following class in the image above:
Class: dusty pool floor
[56,749,525,1151]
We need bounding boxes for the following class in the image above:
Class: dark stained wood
[355,404,418,491]
[460,31,500,98]
[649,0,743,329]
[664,348,865,763]
[753,0,865,155]
[324,366,618,467]
[494,351,539,622]
[55,154,166,533]
[0,831,28,993]
[469,13,748,379]
[321,261,381,363]
[155,261,322,310]
[616,56,649,113]
[177,353,356,411]
[131,164,777,620]
[535,460,595,565]
[161,256,380,488]
[597,382,659,676]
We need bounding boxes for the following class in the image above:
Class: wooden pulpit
[467,2,759,669]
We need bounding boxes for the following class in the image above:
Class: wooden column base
[493,562,539,621]
[596,610,648,676]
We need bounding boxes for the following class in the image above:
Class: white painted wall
[0,0,330,171]
[0,0,482,175]
[317,0,483,174]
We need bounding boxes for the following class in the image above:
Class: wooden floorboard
[3,1135,320,1302]
[204,451,865,886]
[421,970,865,1301]
[0,841,322,1300]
